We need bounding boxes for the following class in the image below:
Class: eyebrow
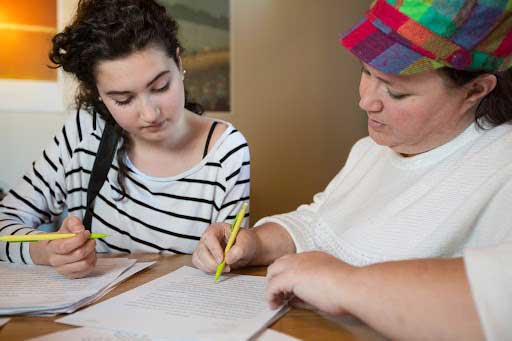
[376,75,392,85]
[106,70,170,96]
[362,64,393,85]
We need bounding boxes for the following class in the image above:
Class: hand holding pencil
[25,216,98,279]
[192,203,256,275]
[214,203,247,281]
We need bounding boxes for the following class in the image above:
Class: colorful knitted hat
[340,0,512,75]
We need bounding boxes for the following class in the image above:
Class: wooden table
[0,254,374,341]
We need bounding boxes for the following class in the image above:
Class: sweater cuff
[21,228,42,265]
[464,243,512,341]
[255,212,317,253]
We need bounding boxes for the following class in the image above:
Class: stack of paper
[0,258,154,316]
[58,266,289,340]
[0,318,9,328]
[28,326,300,341]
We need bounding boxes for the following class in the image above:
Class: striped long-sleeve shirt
[0,110,250,263]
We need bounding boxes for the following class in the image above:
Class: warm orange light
[0,0,57,81]
[0,23,56,33]
[0,0,56,26]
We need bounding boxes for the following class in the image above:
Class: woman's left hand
[266,251,355,315]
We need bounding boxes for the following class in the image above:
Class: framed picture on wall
[0,0,64,113]
[158,0,231,113]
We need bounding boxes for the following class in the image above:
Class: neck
[397,113,475,157]
[135,110,193,153]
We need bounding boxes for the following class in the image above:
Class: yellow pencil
[214,203,248,281]
[0,233,108,242]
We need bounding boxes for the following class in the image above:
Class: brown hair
[49,0,202,198]
[438,67,512,128]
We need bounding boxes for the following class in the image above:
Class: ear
[465,73,497,104]
[176,47,183,71]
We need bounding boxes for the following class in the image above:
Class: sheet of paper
[58,266,288,341]
[27,326,164,341]
[81,261,155,307]
[35,261,156,316]
[0,318,10,328]
[256,329,301,341]
[28,327,299,341]
[0,258,136,316]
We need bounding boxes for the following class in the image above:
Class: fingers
[59,216,84,233]
[267,254,294,279]
[193,223,230,273]
[225,229,252,266]
[49,217,90,255]
[203,223,230,263]
[194,223,255,274]
[265,254,300,310]
[289,296,315,311]
[44,216,98,278]
[192,242,221,273]
[225,244,243,265]
[48,239,96,267]
[56,251,97,279]
[266,272,295,310]
[47,231,91,255]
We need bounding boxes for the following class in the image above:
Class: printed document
[0,258,153,316]
[58,266,288,340]
[28,326,299,341]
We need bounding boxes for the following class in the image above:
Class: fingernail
[69,224,84,233]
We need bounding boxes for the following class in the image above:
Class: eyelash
[113,82,171,106]
[386,89,407,100]
[361,67,408,100]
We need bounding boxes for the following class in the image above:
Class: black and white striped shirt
[0,111,250,263]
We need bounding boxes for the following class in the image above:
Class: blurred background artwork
[0,0,63,112]
[158,0,230,113]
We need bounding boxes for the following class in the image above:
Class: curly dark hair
[438,67,512,128]
[49,0,203,199]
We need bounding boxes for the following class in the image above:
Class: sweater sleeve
[0,110,92,264]
[464,243,512,341]
[255,137,373,252]
[214,130,251,228]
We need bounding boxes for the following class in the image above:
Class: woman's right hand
[29,216,97,279]
[192,222,258,273]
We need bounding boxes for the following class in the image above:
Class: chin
[368,130,392,147]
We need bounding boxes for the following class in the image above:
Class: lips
[144,121,164,128]
[143,121,165,130]
[367,117,385,129]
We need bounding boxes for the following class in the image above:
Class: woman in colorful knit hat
[194,1,512,339]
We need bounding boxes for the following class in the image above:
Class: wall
[211,0,370,222]
[0,0,371,223]
[0,0,77,192]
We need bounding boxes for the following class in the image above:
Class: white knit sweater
[465,243,512,341]
[257,123,512,266]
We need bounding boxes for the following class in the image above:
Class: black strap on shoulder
[203,121,218,158]
[83,103,119,231]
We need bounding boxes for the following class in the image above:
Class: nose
[139,97,161,123]
[358,76,383,113]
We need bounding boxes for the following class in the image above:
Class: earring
[98,96,103,102]
[182,69,187,81]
